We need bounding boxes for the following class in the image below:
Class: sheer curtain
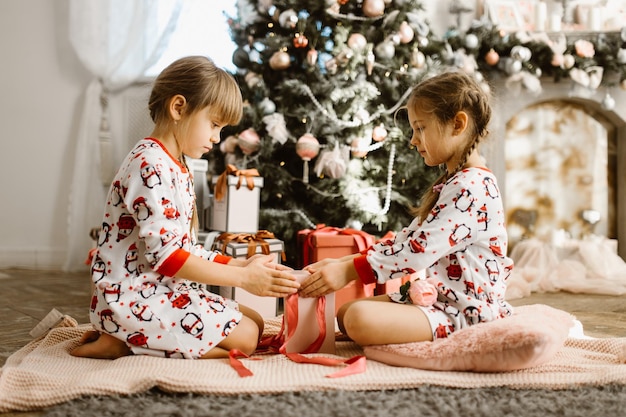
[64,0,182,271]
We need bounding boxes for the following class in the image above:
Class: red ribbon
[301,225,375,267]
[214,164,260,202]
[229,291,366,378]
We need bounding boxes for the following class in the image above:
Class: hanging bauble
[220,135,238,154]
[398,21,414,44]
[348,33,368,50]
[617,48,626,64]
[259,97,276,115]
[232,47,250,68]
[244,72,262,88]
[504,58,522,75]
[237,128,261,155]
[485,48,499,66]
[338,0,349,5]
[351,137,371,158]
[511,45,531,62]
[464,33,479,49]
[293,34,309,48]
[410,48,426,68]
[296,133,320,184]
[562,54,575,69]
[372,124,388,142]
[269,51,291,70]
[296,133,320,160]
[601,92,616,110]
[375,40,395,60]
[306,49,318,66]
[363,0,385,17]
[278,9,298,29]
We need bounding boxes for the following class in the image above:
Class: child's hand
[298,260,354,298]
[240,255,300,297]
[303,257,338,274]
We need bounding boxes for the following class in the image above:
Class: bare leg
[339,296,433,345]
[200,314,260,358]
[70,331,132,359]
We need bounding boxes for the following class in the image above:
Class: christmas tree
[206,0,474,266]
[200,0,625,267]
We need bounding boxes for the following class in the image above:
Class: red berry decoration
[293,34,309,48]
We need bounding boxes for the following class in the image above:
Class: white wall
[0,0,90,269]
[0,0,469,270]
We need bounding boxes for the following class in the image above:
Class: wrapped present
[213,230,286,263]
[233,272,365,379]
[186,157,212,231]
[211,164,263,233]
[297,225,376,313]
[284,270,335,354]
[213,231,285,318]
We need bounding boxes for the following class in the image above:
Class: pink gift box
[297,226,376,313]
[284,271,335,354]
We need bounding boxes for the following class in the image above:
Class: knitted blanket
[1,315,626,412]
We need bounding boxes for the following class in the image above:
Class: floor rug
[1,316,626,412]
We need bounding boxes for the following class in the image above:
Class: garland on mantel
[444,19,626,105]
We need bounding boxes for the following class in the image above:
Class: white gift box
[213,236,284,318]
[211,175,264,233]
[186,157,211,231]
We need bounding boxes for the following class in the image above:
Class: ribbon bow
[214,164,260,201]
[217,230,285,261]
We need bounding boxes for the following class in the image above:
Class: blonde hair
[408,71,492,222]
[148,56,243,235]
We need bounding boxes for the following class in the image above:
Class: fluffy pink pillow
[363,304,574,372]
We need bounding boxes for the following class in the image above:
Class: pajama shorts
[389,292,461,340]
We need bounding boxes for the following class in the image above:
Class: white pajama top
[89,138,241,358]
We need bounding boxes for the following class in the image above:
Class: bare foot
[70,331,132,359]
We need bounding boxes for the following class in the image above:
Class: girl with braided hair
[299,71,514,345]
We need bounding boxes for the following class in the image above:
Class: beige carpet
[1,316,626,412]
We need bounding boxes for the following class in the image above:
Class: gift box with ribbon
[283,270,335,354]
[213,231,284,318]
[211,164,264,233]
[297,225,377,314]
[230,273,366,379]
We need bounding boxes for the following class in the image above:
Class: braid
[180,156,200,238]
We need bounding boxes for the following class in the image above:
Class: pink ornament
[296,133,320,184]
[362,0,385,17]
[348,33,367,50]
[485,48,499,66]
[237,128,261,155]
[269,51,291,70]
[574,39,595,58]
[351,137,370,158]
[408,279,438,307]
[398,21,414,44]
[371,124,388,142]
[296,133,320,161]
[220,135,238,154]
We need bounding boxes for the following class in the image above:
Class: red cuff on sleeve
[213,254,232,264]
[353,254,376,285]
[157,248,191,277]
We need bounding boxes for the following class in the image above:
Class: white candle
[589,7,602,31]
[535,2,547,31]
[549,13,561,31]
